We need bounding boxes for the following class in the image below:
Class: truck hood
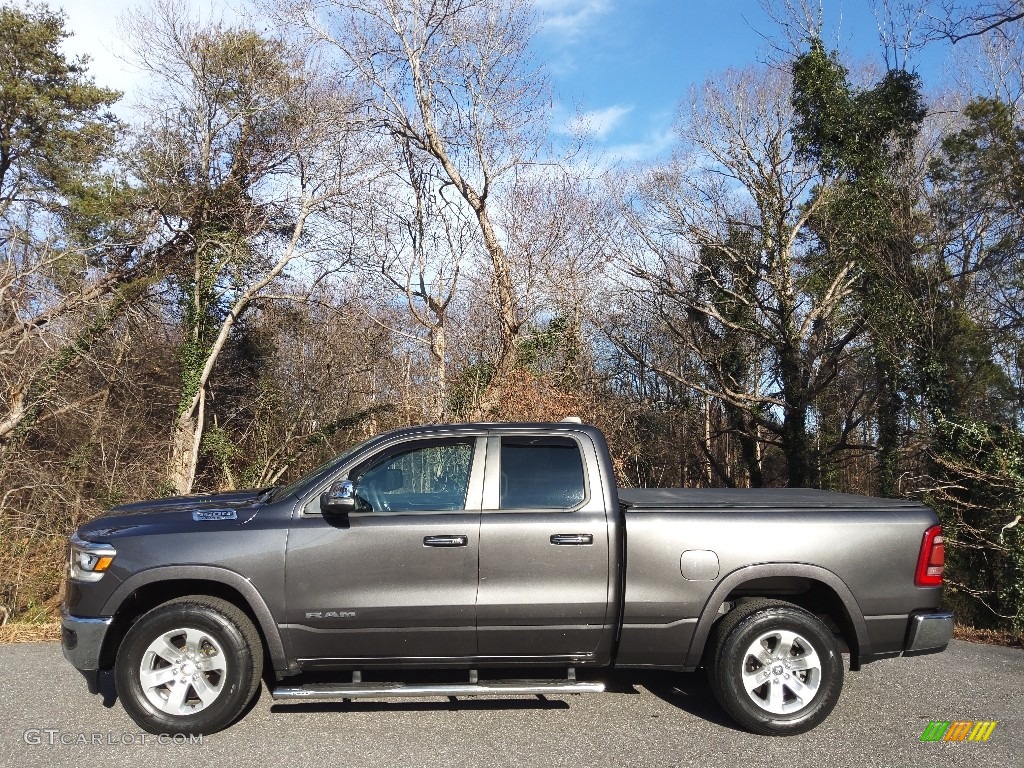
[76,490,265,540]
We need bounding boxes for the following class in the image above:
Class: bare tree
[498,167,618,386]
[286,0,551,415]
[916,1,1024,43]
[125,1,373,493]
[619,67,865,487]
[360,139,471,421]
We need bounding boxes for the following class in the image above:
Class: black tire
[707,599,844,736]
[114,596,263,735]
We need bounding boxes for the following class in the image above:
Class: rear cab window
[499,436,586,510]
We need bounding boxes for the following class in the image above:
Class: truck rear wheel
[114,596,263,735]
[707,599,843,735]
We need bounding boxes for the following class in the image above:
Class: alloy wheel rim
[138,627,228,716]
[740,628,822,715]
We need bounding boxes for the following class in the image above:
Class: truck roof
[384,421,600,433]
[373,421,607,442]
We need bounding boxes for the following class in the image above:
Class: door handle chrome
[550,534,593,545]
[423,535,468,547]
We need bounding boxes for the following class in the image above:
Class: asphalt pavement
[0,639,1020,768]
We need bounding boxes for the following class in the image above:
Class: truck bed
[614,485,939,670]
[617,487,927,510]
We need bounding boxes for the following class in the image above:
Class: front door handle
[423,535,469,547]
[550,533,593,546]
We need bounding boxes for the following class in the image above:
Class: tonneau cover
[617,487,926,510]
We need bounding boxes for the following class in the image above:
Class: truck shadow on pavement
[622,670,742,731]
[94,665,736,728]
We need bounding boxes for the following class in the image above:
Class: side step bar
[272,680,606,701]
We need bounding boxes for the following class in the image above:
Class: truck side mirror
[320,480,356,514]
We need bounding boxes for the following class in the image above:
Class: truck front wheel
[708,599,844,735]
[114,596,263,735]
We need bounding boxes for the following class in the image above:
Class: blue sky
[532,0,955,162]
[55,0,956,164]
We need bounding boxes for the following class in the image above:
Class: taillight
[915,525,944,587]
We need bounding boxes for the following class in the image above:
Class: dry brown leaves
[954,623,1024,649]
[0,620,61,643]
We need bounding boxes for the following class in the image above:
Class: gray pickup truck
[62,421,952,736]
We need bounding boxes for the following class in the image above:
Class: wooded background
[2,0,1022,637]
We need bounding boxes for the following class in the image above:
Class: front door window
[352,441,475,512]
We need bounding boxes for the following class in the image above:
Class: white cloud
[603,125,676,164]
[57,0,145,107]
[55,1,250,116]
[560,104,633,139]
[534,0,612,40]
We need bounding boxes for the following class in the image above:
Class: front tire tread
[114,595,263,735]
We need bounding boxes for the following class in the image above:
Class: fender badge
[192,509,237,521]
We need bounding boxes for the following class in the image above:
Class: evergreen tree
[791,38,927,497]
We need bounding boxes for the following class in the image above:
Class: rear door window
[499,436,585,510]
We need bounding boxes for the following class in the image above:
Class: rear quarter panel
[617,505,940,668]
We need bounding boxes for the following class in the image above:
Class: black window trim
[483,432,591,513]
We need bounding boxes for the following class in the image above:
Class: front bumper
[904,610,954,656]
[61,607,112,691]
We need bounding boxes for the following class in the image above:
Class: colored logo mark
[920,720,997,742]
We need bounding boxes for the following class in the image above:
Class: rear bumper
[904,610,954,656]
[61,607,112,679]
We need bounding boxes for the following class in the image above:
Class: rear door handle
[423,535,469,547]
[550,534,593,546]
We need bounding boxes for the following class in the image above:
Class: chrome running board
[271,680,605,701]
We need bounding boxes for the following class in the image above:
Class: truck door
[284,437,483,664]
[476,434,612,661]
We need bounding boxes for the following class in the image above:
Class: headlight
[68,533,116,582]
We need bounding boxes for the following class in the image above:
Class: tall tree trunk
[727,406,764,487]
[875,347,901,497]
[168,387,205,495]
[163,207,312,495]
[430,324,447,421]
[781,406,812,488]
[779,342,815,488]
[455,191,520,418]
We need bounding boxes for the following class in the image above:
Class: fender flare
[101,565,288,672]
[684,562,871,668]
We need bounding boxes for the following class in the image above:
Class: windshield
[266,436,377,503]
